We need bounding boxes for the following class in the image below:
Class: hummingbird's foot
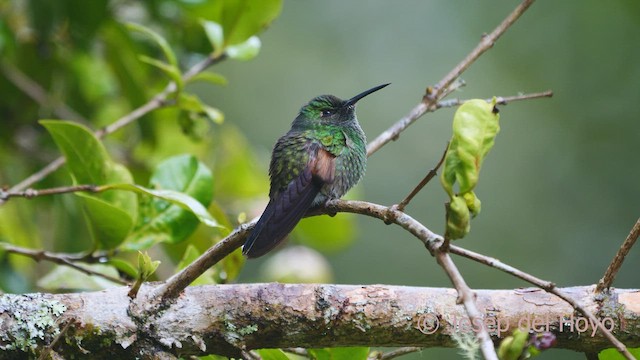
[383,204,400,225]
[323,199,338,217]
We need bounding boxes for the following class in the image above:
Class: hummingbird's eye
[321,109,334,117]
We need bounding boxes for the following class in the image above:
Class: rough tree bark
[0,284,638,359]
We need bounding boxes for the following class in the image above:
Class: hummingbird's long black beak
[345,83,390,107]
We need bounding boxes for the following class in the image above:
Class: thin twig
[0,184,100,202]
[0,62,88,124]
[1,243,128,286]
[448,245,636,360]
[436,90,553,110]
[596,217,640,293]
[2,53,227,204]
[367,0,537,157]
[395,142,449,212]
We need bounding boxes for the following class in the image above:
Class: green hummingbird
[243,83,390,258]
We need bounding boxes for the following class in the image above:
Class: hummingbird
[242,83,390,258]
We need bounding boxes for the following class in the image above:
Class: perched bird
[243,83,389,258]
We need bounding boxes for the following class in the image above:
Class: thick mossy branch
[0,285,638,358]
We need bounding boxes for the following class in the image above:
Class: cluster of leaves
[440,98,500,240]
[0,1,284,290]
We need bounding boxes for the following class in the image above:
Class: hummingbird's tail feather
[243,166,321,258]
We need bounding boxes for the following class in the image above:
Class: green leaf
[309,347,370,360]
[137,251,160,280]
[124,154,218,249]
[186,71,228,86]
[463,191,481,217]
[599,348,640,360]
[77,193,134,249]
[126,22,183,93]
[202,104,225,124]
[256,349,290,360]
[226,36,261,61]
[41,120,137,249]
[439,98,500,240]
[106,258,138,279]
[106,183,220,228]
[209,0,283,46]
[201,20,224,55]
[125,22,178,69]
[441,98,500,196]
[138,55,183,90]
[179,93,225,124]
[498,329,529,360]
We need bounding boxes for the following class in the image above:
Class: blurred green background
[1,0,639,359]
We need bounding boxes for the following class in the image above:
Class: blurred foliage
[0,0,294,294]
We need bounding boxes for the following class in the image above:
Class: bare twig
[0,184,100,202]
[596,217,640,293]
[1,243,128,285]
[395,142,448,212]
[2,53,227,204]
[0,62,88,123]
[436,90,553,110]
[367,0,537,157]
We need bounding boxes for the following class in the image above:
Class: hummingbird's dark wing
[242,147,335,258]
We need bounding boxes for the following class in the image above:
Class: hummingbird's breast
[315,123,367,203]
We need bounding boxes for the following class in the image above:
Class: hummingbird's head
[294,83,390,127]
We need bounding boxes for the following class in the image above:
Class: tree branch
[1,285,637,358]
